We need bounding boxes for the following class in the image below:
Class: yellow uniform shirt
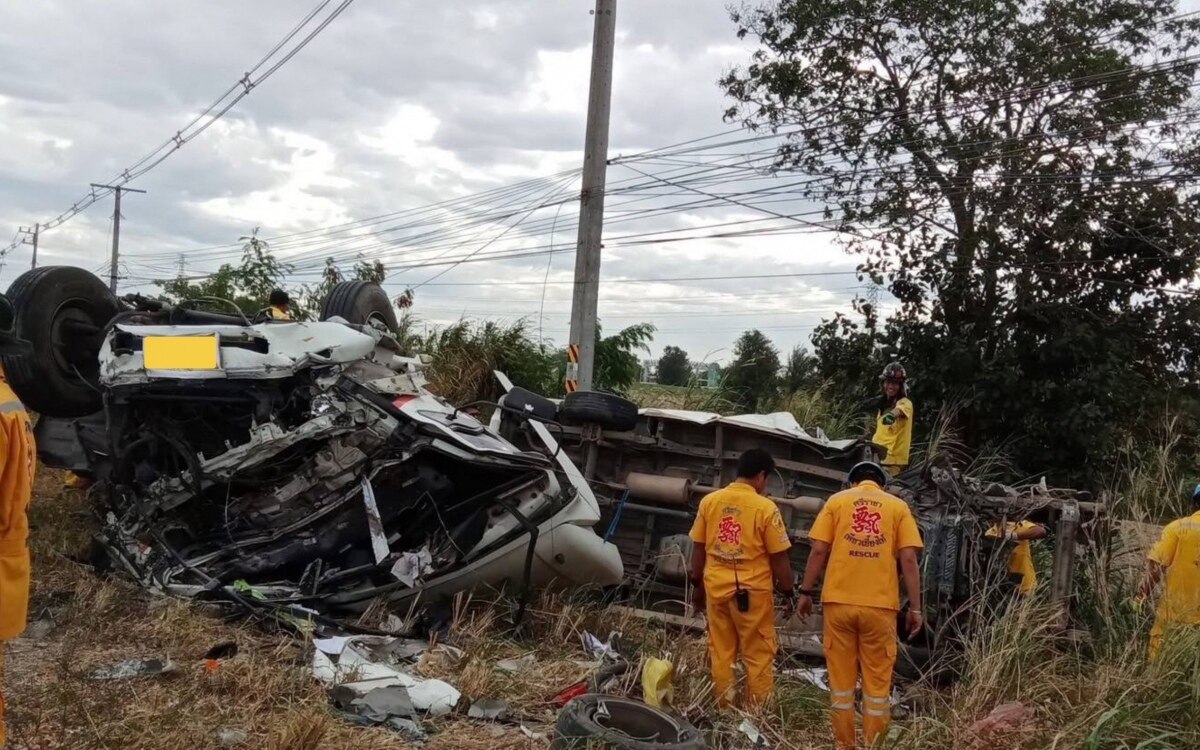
[689,482,791,600]
[872,397,914,469]
[268,305,291,321]
[809,480,923,611]
[1148,512,1200,626]
[0,380,34,640]
[985,521,1038,593]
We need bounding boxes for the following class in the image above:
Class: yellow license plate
[143,335,221,370]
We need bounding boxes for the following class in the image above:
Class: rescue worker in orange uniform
[0,295,36,748]
[1137,484,1200,660]
[870,362,914,475]
[689,449,795,707]
[985,519,1047,595]
[267,289,292,321]
[797,462,924,749]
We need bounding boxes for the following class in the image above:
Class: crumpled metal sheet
[312,636,461,716]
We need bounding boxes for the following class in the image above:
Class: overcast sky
[0,1,870,364]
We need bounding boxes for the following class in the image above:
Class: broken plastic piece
[311,636,460,716]
[783,666,830,692]
[390,547,434,588]
[352,686,415,723]
[581,631,620,660]
[552,681,589,707]
[232,579,267,602]
[738,719,770,748]
[88,658,175,680]
[407,678,460,717]
[641,657,673,708]
[468,698,510,721]
[495,654,537,674]
[387,717,427,743]
[361,477,390,564]
[314,636,352,656]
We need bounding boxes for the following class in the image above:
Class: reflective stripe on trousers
[823,603,899,749]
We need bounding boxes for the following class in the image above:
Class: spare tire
[553,695,705,750]
[559,391,639,431]
[319,281,398,331]
[3,266,118,417]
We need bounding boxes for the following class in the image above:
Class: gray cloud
[0,0,865,361]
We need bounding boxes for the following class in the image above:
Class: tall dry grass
[775,380,861,440]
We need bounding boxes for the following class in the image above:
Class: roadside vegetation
[13,425,1198,749]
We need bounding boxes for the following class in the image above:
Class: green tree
[725,329,781,412]
[160,232,395,322]
[420,319,558,406]
[723,0,1200,484]
[159,229,292,317]
[657,345,692,387]
[593,323,657,394]
[782,345,819,394]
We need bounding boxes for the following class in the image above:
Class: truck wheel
[319,281,398,331]
[2,266,117,417]
[553,695,705,750]
[559,392,639,431]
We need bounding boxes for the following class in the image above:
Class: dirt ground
[6,469,834,750]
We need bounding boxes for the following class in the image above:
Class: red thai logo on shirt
[717,515,743,545]
[851,506,882,536]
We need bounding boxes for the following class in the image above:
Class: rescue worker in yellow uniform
[267,289,292,321]
[688,449,795,707]
[870,362,914,475]
[1137,484,1200,660]
[985,520,1047,594]
[0,296,36,748]
[797,462,924,749]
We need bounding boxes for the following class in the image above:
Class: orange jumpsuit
[268,305,291,321]
[809,480,923,749]
[1146,512,1200,659]
[0,375,35,746]
[689,481,791,707]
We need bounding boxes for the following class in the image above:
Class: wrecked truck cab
[3,266,623,622]
[490,374,1103,670]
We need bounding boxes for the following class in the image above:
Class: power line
[0,0,356,257]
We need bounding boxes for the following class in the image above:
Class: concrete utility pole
[91,184,146,294]
[566,0,617,393]
[17,223,38,269]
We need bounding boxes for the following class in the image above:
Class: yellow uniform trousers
[706,590,777,707]
[823,603,898,749]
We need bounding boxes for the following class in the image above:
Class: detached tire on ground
[3,266,118,417]
[559,391,639,431]
[319,281,398,331]
[553,695,705,750]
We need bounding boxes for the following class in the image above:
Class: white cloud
[0,0,876,358]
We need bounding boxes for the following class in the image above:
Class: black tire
[560,392,639,431]
[500,386,558,423]
[3,266,117,417]
[553,695,705,750]
[319,281,398,331]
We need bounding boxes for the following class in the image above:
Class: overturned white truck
[494,381,1103,671]
[8,268,1101,660]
